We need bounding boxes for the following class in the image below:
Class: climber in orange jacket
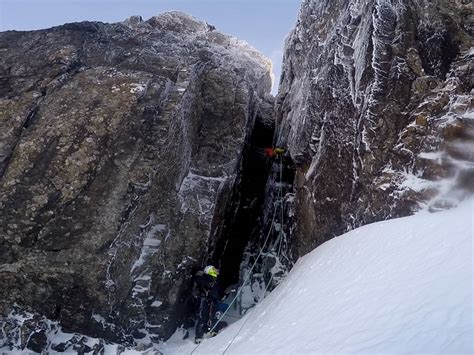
[264,147,285,158]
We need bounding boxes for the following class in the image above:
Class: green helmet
[204,265,219,279]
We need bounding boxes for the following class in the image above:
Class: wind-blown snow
[184,199,473,354]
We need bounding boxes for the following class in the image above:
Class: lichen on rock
[0,11,272,344]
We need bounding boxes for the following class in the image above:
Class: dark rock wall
[211,96,275,288]
[275,0,473,258]
[0,12,272,342]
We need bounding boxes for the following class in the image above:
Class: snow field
[187,199,473,354]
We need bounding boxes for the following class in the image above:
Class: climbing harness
[191,154,286,355]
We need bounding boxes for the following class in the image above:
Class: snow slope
[169,199,473,354]
[2,200,471,354]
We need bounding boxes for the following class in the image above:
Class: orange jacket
[264,147,285,157]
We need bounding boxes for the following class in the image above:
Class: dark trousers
[195,297,216,339]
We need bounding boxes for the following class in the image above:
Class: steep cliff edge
[275,0,473,258]
[0,12,272,344]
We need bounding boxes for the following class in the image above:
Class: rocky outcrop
[0,12,272,345]
[275,0,473,258]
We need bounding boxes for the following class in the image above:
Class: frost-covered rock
[0,306,153,354]
[275,0,473,257]
[0,11,272,344]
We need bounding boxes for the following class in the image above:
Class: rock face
[1,2,472,351]
[0,12,272,344]
[275,0,473,258]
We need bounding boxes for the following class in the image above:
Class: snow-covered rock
[0,11,272,344]
[274,0,474,257]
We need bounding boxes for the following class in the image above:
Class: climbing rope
[278,154,284,255]
[190,154,286,355]
[190,206,277,354]
[222,270,276,354]
[190,207,276,355]
[223,200,285,355]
